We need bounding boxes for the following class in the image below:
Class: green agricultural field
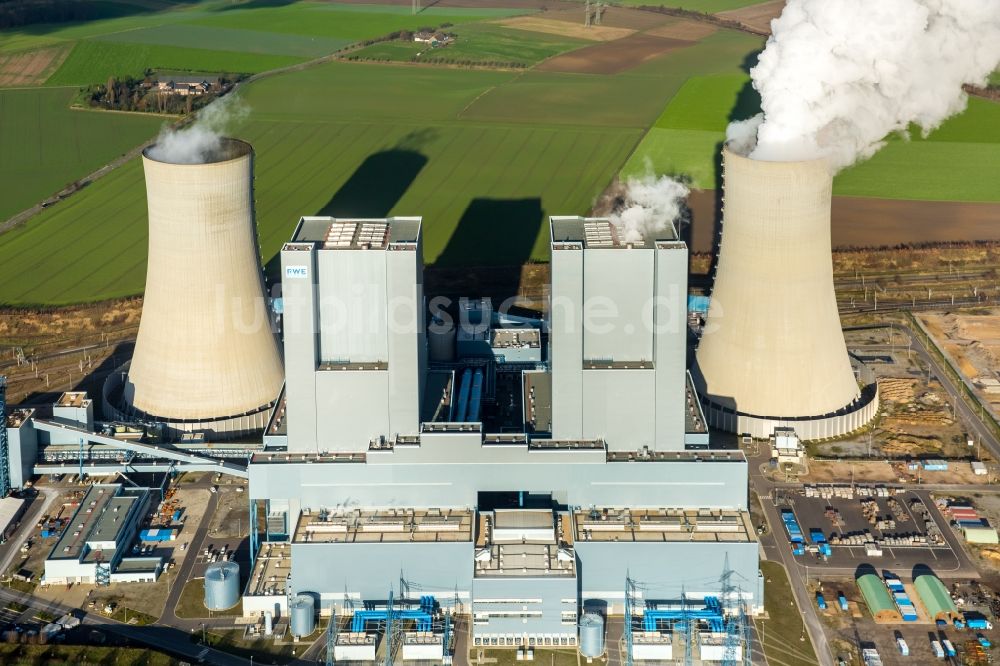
[97,23,351,58]
[652,72,758,131]
[0,15,767,305]
[349,22,586,67]
[0,62,640,305]
[610,0,771,12]
[188,2,526,39]
[622,127,722,185]
[46,40,306,85]
[0,87,162,222]
[461,30,763,129]
[625,71,1000,201]
[2,0,527,86]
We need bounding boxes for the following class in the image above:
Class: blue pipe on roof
[453,369,472,422]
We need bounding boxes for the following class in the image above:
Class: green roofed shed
[856,573,901,623]
[914,573,960,622]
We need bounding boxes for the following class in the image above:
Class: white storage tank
[579,613,605,658]
[289,594,316,637]
[204,561,240,610]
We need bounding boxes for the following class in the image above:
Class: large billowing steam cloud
[728,0,1000,170]
[609,173,689,244]
[147,95,249,164]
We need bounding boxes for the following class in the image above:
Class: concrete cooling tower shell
[113,138,283,436]
[693,147,878,440]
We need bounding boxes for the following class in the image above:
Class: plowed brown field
[717,0,785,34]
[537,33,689,74]
[0,46,70,87]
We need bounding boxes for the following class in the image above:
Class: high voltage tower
[624,563,751,666]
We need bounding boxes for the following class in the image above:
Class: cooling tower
[112,138,283,436]
[693,146,878,439]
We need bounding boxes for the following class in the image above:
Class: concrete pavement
[749,458,835,666]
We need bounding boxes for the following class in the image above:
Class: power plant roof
[550,216,678,249]
[291,216,422,249]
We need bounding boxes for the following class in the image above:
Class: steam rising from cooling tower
[147,95,249,165]
[106,136,284,438]
[728,0,1000,170]
[608,173,689,244]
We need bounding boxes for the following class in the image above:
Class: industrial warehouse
[0,138,765,663]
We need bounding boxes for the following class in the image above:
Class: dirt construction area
[920,310,1000,418]
[0,46,70,87]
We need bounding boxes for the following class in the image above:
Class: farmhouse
[156,77,215,96]
[413,30,453,46]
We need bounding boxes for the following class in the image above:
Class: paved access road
[749,454,835,666]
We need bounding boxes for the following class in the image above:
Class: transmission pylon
[680,585,693,666]
[624,574,635,666]
[326,602,337,666]
[384,589,402,666]
[720,556,747,666]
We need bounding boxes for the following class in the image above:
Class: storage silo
[204,561,241,610]
[427,317,456,362]
[692,146,877,439]
[578,613,605,658]
[111,138,284,438]
[289,594,316,637]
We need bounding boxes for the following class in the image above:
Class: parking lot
[775,486,963,573]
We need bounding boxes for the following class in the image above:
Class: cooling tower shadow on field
[426,197,544,305]
[316,149,429,219]
[265,148,428,280]
[436,197,544,268]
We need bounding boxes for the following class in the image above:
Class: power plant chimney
[693,146,878,439]
[110,138,283,437]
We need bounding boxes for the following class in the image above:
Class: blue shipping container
[172,509,183,522]
[139,528,173,542]
[838,594,848,611]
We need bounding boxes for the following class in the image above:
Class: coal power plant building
[105,138,284,438]
[247,215,761,650]
[693,146,879,440]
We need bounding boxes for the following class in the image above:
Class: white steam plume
[609,172,689,244]
[728,0,1000,171]
[147,95,249,164]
